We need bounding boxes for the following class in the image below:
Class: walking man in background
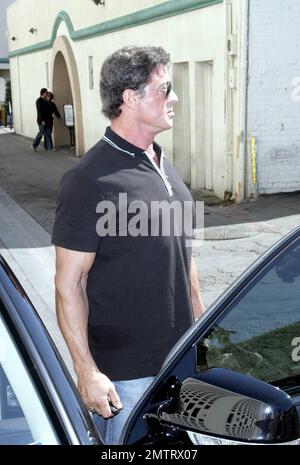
[32,87,52,151]
[52,46,205,445]
[44,91,61,151]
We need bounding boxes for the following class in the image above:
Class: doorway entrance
[51,36,84,156]
[52,52,73,149]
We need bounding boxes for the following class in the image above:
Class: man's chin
[165,117,174,128]
[154,120,173,134]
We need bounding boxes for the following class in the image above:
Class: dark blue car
[0,227,300,445]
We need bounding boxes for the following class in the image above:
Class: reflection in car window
[0,315,60,445]
[196,238,300,393]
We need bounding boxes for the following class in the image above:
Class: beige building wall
[7,0,234,199]
[7,0,164,47]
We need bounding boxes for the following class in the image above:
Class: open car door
[0,255,101,445]
[0,227,300,446]
[121,228,300,446]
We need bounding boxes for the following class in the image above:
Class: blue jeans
[33,124,52,150]
[44,119,54,150]
[93,376,155,445]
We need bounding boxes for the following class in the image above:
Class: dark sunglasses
[143,81,173,99]
[164,81,172,98]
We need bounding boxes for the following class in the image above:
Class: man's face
[136,65,178,135]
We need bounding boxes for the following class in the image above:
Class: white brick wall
[247,0,300,194]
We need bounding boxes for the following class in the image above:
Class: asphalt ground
[1,131,299,232]
[0,131,77,234]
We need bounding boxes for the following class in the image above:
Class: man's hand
[41,121,46,127]
[77,368,123,418]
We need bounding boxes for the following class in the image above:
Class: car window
[0,314,60,445]
[196,237,300,393]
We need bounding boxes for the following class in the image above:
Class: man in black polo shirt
[52,46,205,445]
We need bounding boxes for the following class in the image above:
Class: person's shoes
[32,145,37,152]
[51,148,57,152]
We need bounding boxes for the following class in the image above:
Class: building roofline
[8,0,223,58]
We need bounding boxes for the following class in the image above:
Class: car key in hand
[88,401,122,418]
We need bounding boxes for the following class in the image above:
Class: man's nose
[168,89,178,104]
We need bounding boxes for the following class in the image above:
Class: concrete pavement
[0,131,299,376]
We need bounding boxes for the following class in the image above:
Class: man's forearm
[190,256,205,320]
[55,284,122,416]
[55,285,98,375]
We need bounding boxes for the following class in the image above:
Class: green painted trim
[9,0,223,58]
[0,58,9,63]
[9,40,52,58]
[51,10,75,42]
[72,0,223,41]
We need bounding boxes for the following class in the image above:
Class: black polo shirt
[52,127,194,381]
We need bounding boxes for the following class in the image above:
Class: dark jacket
[36,97,51,126]
[49,101,61,120]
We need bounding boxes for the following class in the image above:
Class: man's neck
[111,118,155,153]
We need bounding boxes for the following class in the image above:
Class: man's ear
[122,89,139,109]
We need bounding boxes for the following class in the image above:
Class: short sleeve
[52,169,105,252]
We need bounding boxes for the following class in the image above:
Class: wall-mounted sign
[63,104,74,127]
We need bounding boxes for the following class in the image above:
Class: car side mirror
[158,368,299,445]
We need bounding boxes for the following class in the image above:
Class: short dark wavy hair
[100,46,170,120]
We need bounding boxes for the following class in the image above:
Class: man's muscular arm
[190,256,206,321]
[54,246,122,418]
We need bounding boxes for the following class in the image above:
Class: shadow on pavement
[204,191,300,228]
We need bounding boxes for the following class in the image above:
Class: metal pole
[237,0,250,201]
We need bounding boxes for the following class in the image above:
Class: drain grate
[194,222,276,241]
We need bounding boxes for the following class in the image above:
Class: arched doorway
[51,36,84,156]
